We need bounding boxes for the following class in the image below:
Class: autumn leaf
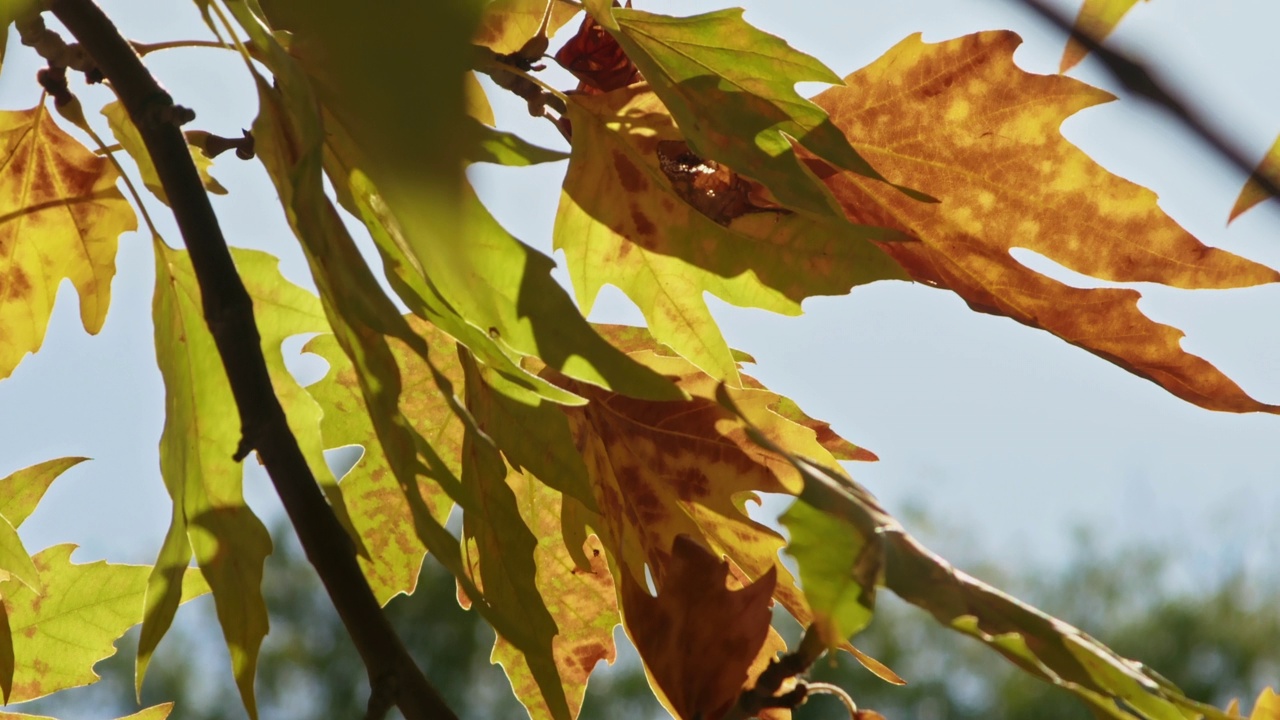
[620,535,776,720]
[556,86,904,381]
[474,0,580,55]
[581,1,926,218]
[303,320,460,604]
[1230,688,1279,720]
[100,101,226,205]
[4,705,177,720]
[0,103,136,381]
[1,546,208,705]
[1229,132,1280,223]
[140,242,347,716]
[0,457,87,530]
[719,388,1235,720]
[554,10,641,94]
[1060,0,1149,72]
[812,31,1280,413]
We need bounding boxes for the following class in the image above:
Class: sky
[1,0,1278,599]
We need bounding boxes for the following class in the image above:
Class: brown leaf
[813,31,1280,413]
[655,140,786,226]
[554,6,641,95]
[620,535,776,720]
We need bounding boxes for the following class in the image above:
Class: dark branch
[46,2,458,719]
[1016,0,1280,213]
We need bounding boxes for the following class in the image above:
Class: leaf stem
[131,38,233,55]
[45,2,459,719]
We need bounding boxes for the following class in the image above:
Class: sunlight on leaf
[814,31,1280,413]
[100,101,226,205]
[556,86,904,382]
[1060,0,1149,73]
[620,535,776,720]
[1,546,207,705]
[474,0,580,55]
[0,457,87,528]
[583,2,927,218]
[0,104,136,381]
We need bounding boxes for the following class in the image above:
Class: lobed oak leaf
[813,31,1280,414]
[1229,131,1280,223]
[0,546,208,705]
[1060,0,1150,73]
[620,535,776,720]
[0,104,136,381]
[556,86,904,382]
[581,1,927,219]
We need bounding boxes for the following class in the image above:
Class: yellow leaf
[1230,132,1280,223]
[1060,0,1149,73]
[814,31,1280,413]
[474,0,580,55]
[1,546,207,705]
[100,101,226,205]
[0,457,87,529]
[0,104,136,380]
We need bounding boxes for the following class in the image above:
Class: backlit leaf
[554,10,641,95]
[582,2,925,218]
[0,104,136,381]
[1060,0,1149,73]
[1229,132,1280,223]
[1,545,208,705]
[1237,688,1280,720]
[619,535,776,720]
[719,389,1234,720]
[100,101,226,205]
[303,320,460,604]
[813,31,1280,413]
[556,86,904,381]
[0,457,88,528]
[474,0,580,55]
[141,242,342,715]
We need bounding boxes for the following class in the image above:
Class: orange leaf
[0,104,136,380]
[619,535,776,720]
[1060,0,1148,73]
[813,31,1280,413]
[553,8,641,95]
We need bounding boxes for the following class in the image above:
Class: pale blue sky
[1,0,1278,592]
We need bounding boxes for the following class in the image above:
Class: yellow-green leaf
[0,457,87,528]
[100,101,227,205]
[1,545,208,705]
[556,85,904,381]
[141,242,336,715]
[582,2,925,218]
[474,0,580,55]
[1229,131,1280,223]
[303,321,460,605]
[1060,0,1149,73]
[0,516,39,595]
[114,705,174,720]
[0,104,136,380]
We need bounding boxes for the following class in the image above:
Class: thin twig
[1016,0,1280,211]
[46,2,459,719]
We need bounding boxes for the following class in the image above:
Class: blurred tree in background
[27,515,1278,720]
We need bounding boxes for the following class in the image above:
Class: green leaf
[101,101,227,205]
[582,2,927,218]
[466,117,569,166]
[556,86,904,381]
[779,499,876,647]
[0,457,88,528]
[2,546,208,705]
[0,516,39,595]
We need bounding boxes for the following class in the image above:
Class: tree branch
[46,2,458,718]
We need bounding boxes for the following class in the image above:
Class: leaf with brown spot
[556,86,905,382]
[1230,131,1280,223]
[1060,0,1149,73]
[302,316,460,605]
[0,104,136,381]
[0,546,208,705]
[620,535,776,720]
[814,31,1280,413]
